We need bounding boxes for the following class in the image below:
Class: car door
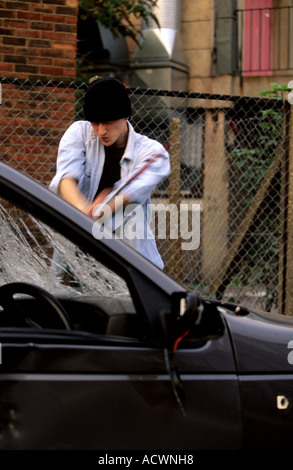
[0,319,241,450]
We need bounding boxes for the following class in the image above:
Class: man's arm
[86,188,131,218]
[123,145,170,205]
[59,177,90,213]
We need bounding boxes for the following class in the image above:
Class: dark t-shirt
[95,145,125,197]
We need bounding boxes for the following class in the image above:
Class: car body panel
[0,372,241,450]
[0,334,241,450]
[222,309,293,448]
[240,375,293,448]
[224,309,293,372]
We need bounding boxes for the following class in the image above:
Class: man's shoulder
[67,120,91,131]
[62,120,93,140]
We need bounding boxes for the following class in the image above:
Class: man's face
[91,118,129,148]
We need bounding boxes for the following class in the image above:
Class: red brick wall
[0,0,78,80]
[0,0,79,182]
[0,82,77,183]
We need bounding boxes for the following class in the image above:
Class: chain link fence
[1,77,292,315]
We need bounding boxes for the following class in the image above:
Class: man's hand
[87,189,131,220]
[86,188,111,217]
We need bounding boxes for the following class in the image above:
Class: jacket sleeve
[49,121,87,194]
[120,141,170,205]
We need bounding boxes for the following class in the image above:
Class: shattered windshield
[0,198,130,299]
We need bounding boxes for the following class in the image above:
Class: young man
[49,77,170,269]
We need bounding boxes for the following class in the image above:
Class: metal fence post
[285,104,293,315]
[166,117,182,280]
[278,104,290,314]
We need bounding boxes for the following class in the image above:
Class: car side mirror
[159,292,203,349]
[160,292,224,351]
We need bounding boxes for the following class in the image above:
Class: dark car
[0,161,293,451]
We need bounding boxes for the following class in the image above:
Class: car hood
[221,308,293,373]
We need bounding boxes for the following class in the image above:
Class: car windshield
[0,199,129,297]
[0,197,131,300]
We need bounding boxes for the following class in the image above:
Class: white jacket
[50,120,170,268]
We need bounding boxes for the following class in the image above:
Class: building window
[237,1,293,75]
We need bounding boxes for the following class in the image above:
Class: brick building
[0,0,78,181]
[0,0,77,80]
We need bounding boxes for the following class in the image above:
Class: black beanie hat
[83,77,132,122]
